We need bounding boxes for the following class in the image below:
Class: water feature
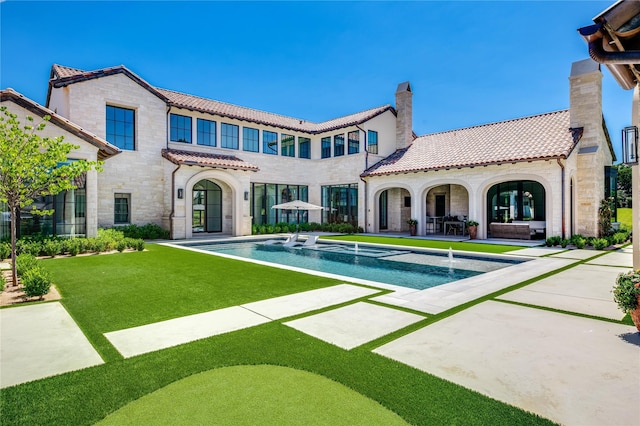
[181,240,526,291]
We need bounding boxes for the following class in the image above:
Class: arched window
[192,180,222,233]
[487,181,545,223]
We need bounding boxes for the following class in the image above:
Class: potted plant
[466,220,479,239]
[407,218,418,236]
[613,270,640,332]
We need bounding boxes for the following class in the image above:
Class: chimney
[395,81,413,149]
[569,58,602,150]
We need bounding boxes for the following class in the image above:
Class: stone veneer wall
[570,59,613,237]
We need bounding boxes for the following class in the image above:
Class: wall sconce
[244,191,249,201]
[177,188,184,199]
[622,126,638,165]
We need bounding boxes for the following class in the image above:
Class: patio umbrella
[271,200,323,234]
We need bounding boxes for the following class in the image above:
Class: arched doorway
[192,180,222,233]
[486,180,545,237]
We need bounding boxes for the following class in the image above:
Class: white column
[632,87,639,269]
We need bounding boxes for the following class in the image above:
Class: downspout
[169,164,181,239]
[356,124,368,232]
[557,158,566,239]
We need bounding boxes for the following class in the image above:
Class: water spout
[448,247,453,263]
[355,242,359,253]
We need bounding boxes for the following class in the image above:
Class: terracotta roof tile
[1,88,121,160]
[363,110,578,177]
[49,64,393,134]
[161,148,259,171]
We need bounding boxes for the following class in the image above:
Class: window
[321,184,358,226]
[487,180,545,224]
[348,131,359,154]
[250,183,309,226]
[221,123,239,149]
[243,127,259,152]
[106,105,135,150]
[263,131,278,155]
[334,134,344,156]
[321,137,331,158]
[367,130,378,154]
[170,114,192,143]
[281,134,295,157]
[197,119,216,146]
[114,193,130,224]
[299,137,310,159]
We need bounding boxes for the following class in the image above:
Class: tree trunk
[10,205,17,287]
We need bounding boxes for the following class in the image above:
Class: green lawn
[0,244,555,425]
[617,207,632,229]
[322,234,526,253]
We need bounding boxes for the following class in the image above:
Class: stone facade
[22,57,614,240]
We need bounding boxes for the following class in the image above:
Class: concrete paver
[105,284,378,358]
[242,284,379,320]
[374,301,640,426]
[586,250,634,267]
[498,264,630,320]
[105,306,272,358]
[509,247,566,257]
[284,302,424,350]
[548,248,603,260]
[371,257,576,314]
[0,302,103,388]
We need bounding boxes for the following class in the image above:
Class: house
[0,88,120,238]
[1,58,614,240]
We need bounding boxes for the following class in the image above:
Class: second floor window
[368,130,378,154]
[281,134,295,157]
[348,131,359,154]
[334,134,345,157]
[221,123,239,149]
[106,105,135,150]
[243,127,259,152]
[197,119,216,146]
[299,137,310,159]
[170,114,192,143]
[321,137,331,158]
[263,131,278,155]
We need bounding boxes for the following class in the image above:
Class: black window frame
[170,113,192,143]
[298,136,311,159]
[263,130,278,155]
[243,127,259,152]
[321,137,331,158]
[348,130,359,154]
[281,134,295,157]
[367,130,378,154]
[221,123,239,149]
[197,118,216,147]
[334,134,345,157]
[106,105,135,150]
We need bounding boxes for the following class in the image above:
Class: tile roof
[161,148,259,172]
[1,88,121,160]
[49,64,393,134]
[362,110,580,177]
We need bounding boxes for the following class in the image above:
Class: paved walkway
[1,244,638,425]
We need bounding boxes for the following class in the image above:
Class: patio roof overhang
[161,148,259,172]
[578,0,640,90]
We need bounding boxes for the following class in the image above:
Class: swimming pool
[181,240,525,290]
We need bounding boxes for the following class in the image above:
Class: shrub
[612,231,630,245]
[612,270,640,313]
[560,239,569,248]
[545,236,562,247]
[92,239,107,253]
[258,225,267,234]
[116,240,128,252]
[67,239,81,256]
[593,238,610,250]
[0,272,5,293]
[133,239,145,252]
[15,253,38,276]
[16,239,42,257]
[309,222,322,232]
[570,234,584,245]
[0,242,10,260]
[574,237,586,249]
[252,224,258,235]
[21,267,51,300]
[43,239,62,257]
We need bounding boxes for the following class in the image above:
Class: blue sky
[0,1,632,160]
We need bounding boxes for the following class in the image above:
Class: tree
[617,164,632,195]
[0,106,101,286]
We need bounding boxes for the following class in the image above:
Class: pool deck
[1,240,638,425]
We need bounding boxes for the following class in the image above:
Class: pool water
[184,241,524,290]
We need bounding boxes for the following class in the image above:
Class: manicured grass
[0,244,555,425]
[617,207,632,229]
[98,365,409,425]
[321,234,526,253]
